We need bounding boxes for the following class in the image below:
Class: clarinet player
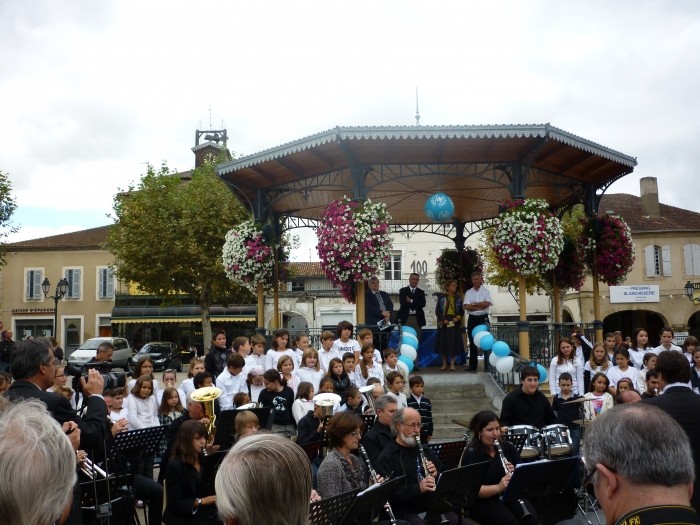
[459,410,537,525]
[375,408,465,524]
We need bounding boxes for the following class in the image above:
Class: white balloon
[488,352,501,367]
[400,344,417,362]
[397,359,409,376]
[473,331,488,347]
[495,356,515,374]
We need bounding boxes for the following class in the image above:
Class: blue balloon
[398,355,414,373]
[402,333,419,349]
[536,364,548,383]
[479,333,495,351]
[491,340,511,358]
[401,326,417,337]
[424,192,455,222]
[471,324,489,338]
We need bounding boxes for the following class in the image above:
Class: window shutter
[106,269,115,299]
[33,271,42,299]
[685,244,693,275]
[644,245,657,277]
[693,245,700,276]
[662,245,672,276]
[26,270,32,299]
[72,269,81,298]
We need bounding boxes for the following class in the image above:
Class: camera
[81,362,127,391]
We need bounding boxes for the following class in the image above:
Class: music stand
[200,450,227,497]
[424,462,490,521]
[502,433,528,456]
[426,440,467,470]
[112,426,166,462]
[361,414,376,433]
[299,440,323,463]
[338,476,405,525]
[212,410,236,450]
[308,488,360,525]
[501,456,579,504]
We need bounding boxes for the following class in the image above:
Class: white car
[67,337,133,371]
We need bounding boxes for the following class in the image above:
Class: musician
[460,410,537,525]
[317,412,368,498]
[215,433,313,525]
[163,420,220,525]
[375,407,464,525]
[500,366,556,429]
[296,401,325,445]
[0,398,77,525]
[360,394,398,461]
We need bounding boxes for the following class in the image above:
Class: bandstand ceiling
[218,124,637,225]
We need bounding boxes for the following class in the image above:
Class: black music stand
[426,440,467,470]
[361,414,376,433]
[212,409,237,450]
[309,488,360,525]
[338,476,405,525]
[112,426,166,461]
[501,456,578,504]
[201,450,227,497]
[300,440,324,463]
[80,475,135,525]
[502,434,528,456]
[424,461,490,521]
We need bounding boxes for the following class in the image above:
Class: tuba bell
[191,386,223,444]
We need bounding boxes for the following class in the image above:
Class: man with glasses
[583,403,698,524]
[376,407,463,524]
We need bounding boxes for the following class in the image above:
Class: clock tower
[192,128,230,168]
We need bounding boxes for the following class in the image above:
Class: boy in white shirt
[653,327,683,355]
[318,330,339,373]
[386,371,408,408]
[245,334,267,372]
[382,348,408,395]
[216,354,246,411]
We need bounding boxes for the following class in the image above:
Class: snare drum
[541,424,573,456]
[505,425,541,458]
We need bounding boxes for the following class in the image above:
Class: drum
[541,424,572,456]
[505,425,541,458]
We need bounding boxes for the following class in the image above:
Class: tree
[106,160,251,347]
[0,170,18,266]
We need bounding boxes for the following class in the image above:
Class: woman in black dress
[459,410,537,525]
[435,279,464,371]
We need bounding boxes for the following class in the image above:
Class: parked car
[130,342,182,372]
[68,337,133,371]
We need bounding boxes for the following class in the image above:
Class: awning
[111,305,256,324]
[112,317,256,324]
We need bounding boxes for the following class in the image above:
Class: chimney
[640,177,660,218]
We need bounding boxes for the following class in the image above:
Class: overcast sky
[2,1,699,260]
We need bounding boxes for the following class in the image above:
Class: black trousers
[466,314,489,370]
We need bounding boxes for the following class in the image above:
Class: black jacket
[365,290,394,326]
[359,421,393,462]
[163,458,220,525]
[397,286,426,327]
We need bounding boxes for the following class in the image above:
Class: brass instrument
[359,385,376,415]
[80,457,108,480]
[313,393,341,450]
[494,440,531,519]
[191,386,223,445]
[358,444,397,525]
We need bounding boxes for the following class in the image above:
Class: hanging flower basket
[222,219,276,293]
[548,236,588,291]
[316,196,392,303]
[492,198,564,276]
[435,248,483,292]
[583,213,635,286]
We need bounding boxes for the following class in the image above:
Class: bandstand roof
[218,124,637,224]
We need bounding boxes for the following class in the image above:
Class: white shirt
[292,398,315,423]
[318,348,341,373]
[332,339,361,359]
[156,387,186,408]
[464,285,492,316]
[388,391,408,408]
[294,367,325,392]
[355,362,384,387]
[266,349,299,371]
[245,353,266,372]
[605,365,640,390]
[653,344,683,355]
[127,378,161,395]
[126,394,159,430]
[549,357,585,396]
[628,348,648,369]
[216,369,247,411]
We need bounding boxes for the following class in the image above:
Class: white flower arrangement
[222,219,275,293]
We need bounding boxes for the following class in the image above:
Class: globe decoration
[424,192,455,222]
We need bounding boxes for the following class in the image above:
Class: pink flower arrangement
[316,196,392,303]
[583,214,635,286]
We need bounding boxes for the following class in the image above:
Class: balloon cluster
[471,325,548,383]
[396,326,418,374]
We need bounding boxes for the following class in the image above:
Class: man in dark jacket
[359,394,397,462]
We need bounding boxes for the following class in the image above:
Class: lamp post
[42,278,69,338]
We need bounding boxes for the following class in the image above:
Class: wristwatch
[196,498,202,508]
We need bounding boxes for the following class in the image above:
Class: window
[644,245,671,277]
[384,253,402,281]
[64,268,82,299]
[97,267,115,299]
[25,268,43,300]
[684,244,700,276]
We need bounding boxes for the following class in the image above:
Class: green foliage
[0,170,18,266]
[106,162,253,331]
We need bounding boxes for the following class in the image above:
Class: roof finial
[415,87,421,126]
[208,105,213,129]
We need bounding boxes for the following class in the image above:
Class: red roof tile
[290,262,323,277]
[599,194,700,233]
[6,225,112,251]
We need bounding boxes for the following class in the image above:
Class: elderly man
[216,433,312,525]
[643,349,700,513]
[0,398,77,525]
[375,407,463,524]
[360,394,398,461]
[584,403,698,524]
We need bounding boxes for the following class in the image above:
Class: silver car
[67,337,133,371]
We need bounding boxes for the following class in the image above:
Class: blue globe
[424,192,455,222]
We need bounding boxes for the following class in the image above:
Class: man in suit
[397,273,426,370]
[644,350,700,513]
[365,275,394,351]
[5,338,108,451]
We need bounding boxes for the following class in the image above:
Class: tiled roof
[599,193,700,233]
[290,262,323,277]
[6,225,112,251]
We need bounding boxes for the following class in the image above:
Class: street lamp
[42,277,69,338]
[685,281,700,302]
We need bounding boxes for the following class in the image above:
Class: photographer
[67,341,125,409]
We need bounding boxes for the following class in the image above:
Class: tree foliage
[105,161,251,344]
[0,170,19,266]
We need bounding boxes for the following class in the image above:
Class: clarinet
[494,440,531,520]
[358,445,397,525]
[415,435,432,479]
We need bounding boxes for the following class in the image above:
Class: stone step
[432,409,495,426]
[432,424,470,441]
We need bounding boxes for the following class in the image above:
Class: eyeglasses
[583,461,616,494]
[348,431,362,437]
